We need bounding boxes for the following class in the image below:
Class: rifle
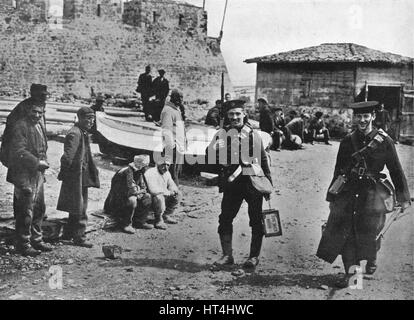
[219,72,225,128]
[376,200,413,248]
[218,72,225,192]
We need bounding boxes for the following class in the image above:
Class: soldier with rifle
[316,101,411,288]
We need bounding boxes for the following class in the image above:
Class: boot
[214,234,234,266]
[243,232,263,270]
[32,242,53,252]
[365,260,377,275]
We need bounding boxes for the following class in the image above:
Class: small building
[245,43,414,142]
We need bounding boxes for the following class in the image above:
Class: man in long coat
[316,101,411,288]
[152,69,170,120]
[206,100,273,270]
[57,107,100,247]
[136,65,153,121]
[7,104,52,256]
[104,155,153,233]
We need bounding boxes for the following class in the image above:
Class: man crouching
[144,158,180,230]
[104,155,153,234]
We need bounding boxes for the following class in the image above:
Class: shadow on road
[96,257,213,273]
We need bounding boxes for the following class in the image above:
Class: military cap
[257,98,268,104]
[350,101,378,114]
[274,107,283,112]
[223,99,246,113]
[30,83,48,94]
[77,106,95,118]
[158,69,166,74]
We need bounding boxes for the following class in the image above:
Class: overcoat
[6,118,47,189]
[316,129,410,263]
[103,165,147,217]
[57,124,100,213]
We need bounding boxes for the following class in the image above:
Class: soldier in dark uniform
[373,103,392,133]
[258,98,274,135]
[136,66,153,121]
[316,101,411,288]
[206,100,273,270]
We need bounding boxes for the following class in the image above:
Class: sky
[184,0,414,86]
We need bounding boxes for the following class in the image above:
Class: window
[178,14,184,26]
[153,11,158,23]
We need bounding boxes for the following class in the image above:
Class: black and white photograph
[0,0,413,303]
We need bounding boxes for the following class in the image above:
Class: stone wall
[0,0,232,103]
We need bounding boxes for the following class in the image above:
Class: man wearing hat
[57,107,100,248]
[144,158,180,229]
[152,69,170,112]
[1,84,48,168]
[206,99,273,270]
[6,103,52,256]
[136,66,154,121]
[316,101,411,288]
[104,155,152,233]
[308,111,331,145]
[160,89,186,186]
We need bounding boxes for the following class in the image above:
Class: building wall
[256,63,356,109]
[0,0,232,102]
[355,64,413,94]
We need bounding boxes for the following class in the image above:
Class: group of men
[0,83,411,288]
[136,66,186,123]
[257,98,331,151]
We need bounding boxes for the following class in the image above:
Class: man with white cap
[144,157,179,229]
[104,155,152,234]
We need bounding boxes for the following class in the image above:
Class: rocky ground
[0,139,413,300]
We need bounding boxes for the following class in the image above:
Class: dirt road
[0,140,413,300]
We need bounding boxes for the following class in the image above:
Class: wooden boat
[95,111,272,168]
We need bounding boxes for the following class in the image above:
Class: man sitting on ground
[205,100,222,127]
[308,111,331,145]
[104,155,153,234]
[144,158,179,230]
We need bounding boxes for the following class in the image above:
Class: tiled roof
[244,43,413,65]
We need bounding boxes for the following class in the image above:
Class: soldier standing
[57,107,100,248]
[6,104,52,256]
[316,101,411,288]
[207,100,273,270]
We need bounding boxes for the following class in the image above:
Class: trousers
[218,176,264,236]
[14,173,45,249]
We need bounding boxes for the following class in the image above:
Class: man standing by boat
[152,69,170,121]
[136,65,153,121]
[57,107,100,248]
[159,89,186,186]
